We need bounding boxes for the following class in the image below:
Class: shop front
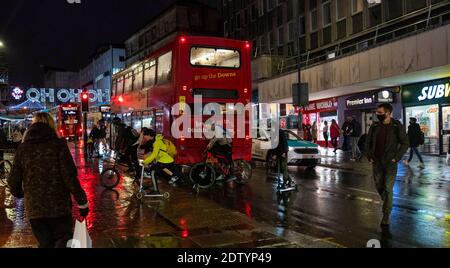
[300,98,338,146]
[338,88,401,136]
[402,78,450,155]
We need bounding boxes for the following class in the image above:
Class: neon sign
[20,88,111,103]
[11,87,24,100]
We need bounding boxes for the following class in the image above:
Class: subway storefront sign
[402,78,450,106]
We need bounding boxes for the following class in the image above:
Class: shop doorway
[441,105,450,154]
[362,111,377,135]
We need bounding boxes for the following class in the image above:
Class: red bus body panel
[112,35,252,165]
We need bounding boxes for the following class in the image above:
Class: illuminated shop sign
[14,88,111,103]
[402,78,450,106]
[302,98,338,113]
[346,89,395,108]
[417,83,450,101]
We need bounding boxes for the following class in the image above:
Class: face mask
[377,114,386,122]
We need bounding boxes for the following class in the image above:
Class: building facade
[124,1,222,67]
[77,45,126,127]
[224,0,450,154]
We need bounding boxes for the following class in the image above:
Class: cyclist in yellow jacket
[142,129,181,185]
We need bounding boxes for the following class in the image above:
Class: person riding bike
[142,129,182,185]
[206,124,236,182]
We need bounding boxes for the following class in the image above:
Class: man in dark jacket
[365,104,409,227]
[7,117,89,248]
[349,116,362,161]
[405,118,424,168]
[274,129,294,189]
[341,117,352,151]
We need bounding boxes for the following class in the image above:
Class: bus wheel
[189,163,216,189]
[100,168,121,189]
[234,160,252,185]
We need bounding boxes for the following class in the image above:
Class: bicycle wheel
[100,168,121,189]
[189,163,216,189]
[234,160,252,185]
[0,160,12,187]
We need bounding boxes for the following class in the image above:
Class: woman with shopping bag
[7,112,89,248]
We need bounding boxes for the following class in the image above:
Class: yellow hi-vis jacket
[143,134,174,165]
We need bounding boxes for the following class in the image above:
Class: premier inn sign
[402,78,450,106]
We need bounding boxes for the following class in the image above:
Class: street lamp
[0,40,4,48]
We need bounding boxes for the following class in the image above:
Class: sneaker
[350,158,357,162]
[169,176,180,185]
[419,162,425,169]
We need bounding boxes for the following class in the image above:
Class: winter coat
[275,130,289,157]
[349,120,362,137]
[407,122,423,148]
[330,123,340,139]
[364,119,409,165]
[7,123,88,220]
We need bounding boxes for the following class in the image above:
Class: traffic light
[81,91,89,112]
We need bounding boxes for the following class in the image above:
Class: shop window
[405,105,440,155]
[157,51,172,85]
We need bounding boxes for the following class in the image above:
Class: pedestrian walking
[404,117,425,168]
[349,116,362,161]
[341,117,352,151]
[312,121,318,144]
[330,119,340,153]
[7,112,89,248]
[273,129,294,189]
[322,121,329,147]
[365,104,409,226]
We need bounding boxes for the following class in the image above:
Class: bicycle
[189,150,252,191]
[100,152,132,189]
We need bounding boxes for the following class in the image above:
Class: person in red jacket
[330,119,340,153]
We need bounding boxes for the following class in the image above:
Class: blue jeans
[408,147,424,163]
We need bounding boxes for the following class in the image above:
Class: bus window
[190,47,240,68]
[133,66,143,91]
[117,77,124,95]
[124,72,133,92]
[112,79,117,96]
[157,51,172,85]
[144,60,156,88]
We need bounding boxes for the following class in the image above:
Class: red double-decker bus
[111,35,252,165]
[56,103,83,139]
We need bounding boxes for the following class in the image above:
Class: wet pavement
[0,144,449,248]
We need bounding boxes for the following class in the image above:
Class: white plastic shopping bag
[69,220,92,248]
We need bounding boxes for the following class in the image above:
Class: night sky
[0,0,219,87]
